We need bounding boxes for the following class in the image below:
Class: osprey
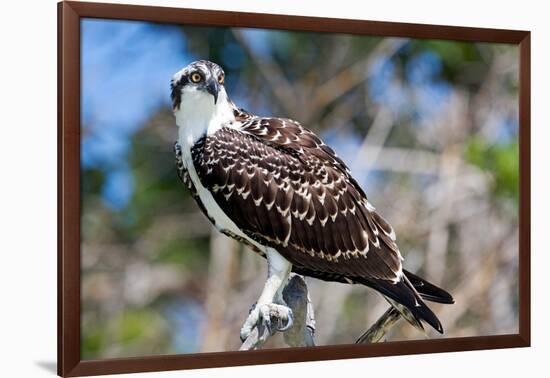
[171,60,454,341]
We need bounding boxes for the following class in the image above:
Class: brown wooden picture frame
[58,1,531,376]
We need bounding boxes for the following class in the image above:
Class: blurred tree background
[80,18,519,359]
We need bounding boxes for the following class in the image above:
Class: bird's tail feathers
[359,275,444,334]
[383,296,425,333]
[404,269,455,305]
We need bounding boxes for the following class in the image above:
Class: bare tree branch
[239,275,315,350]
[356,307,402,344]
[308,38,408,116]
[201,230,239,351]
[232,30,299,118]
[282,275,316,347]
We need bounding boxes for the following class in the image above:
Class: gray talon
[260,306,272,332]
[240,302,294,344]
[278,308,294,332]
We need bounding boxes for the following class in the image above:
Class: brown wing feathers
[190,114,452,332]
[192,118,402,279]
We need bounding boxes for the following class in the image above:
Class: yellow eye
[218,74,225,84]
[190,72,202,83]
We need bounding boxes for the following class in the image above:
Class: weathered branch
[282,275,316,347]
[355,306,402,343]
[239,275,315,350]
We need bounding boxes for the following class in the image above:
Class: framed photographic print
[58,1,530,376]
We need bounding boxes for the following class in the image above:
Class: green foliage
[465,136,519,203]
[81,322,104,359]
[115,309,165,344]
[81,167,105,197]
[156,237,210,269]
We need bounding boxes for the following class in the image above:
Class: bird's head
[170,60,226,111]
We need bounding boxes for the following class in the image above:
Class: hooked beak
[205,79,219,104]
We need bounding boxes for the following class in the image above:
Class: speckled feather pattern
[189,106,404,284]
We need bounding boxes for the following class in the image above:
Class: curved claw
[240,303,294,342]
[277,307,294,332]
[259,303,293,334]
[259,305,272,335]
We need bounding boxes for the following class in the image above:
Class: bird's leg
[240,248,293,342]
